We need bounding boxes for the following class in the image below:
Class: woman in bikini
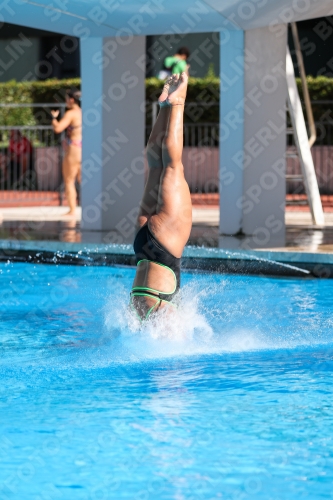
[51,89,82,217]
[131,72,192,321]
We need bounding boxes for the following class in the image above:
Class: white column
[81,37,103,232]
[219,26,287,247]
[242,26,287,244]
[219,30,244,235]
[80,36,146,243]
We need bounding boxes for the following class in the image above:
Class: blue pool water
[1,262,333,499]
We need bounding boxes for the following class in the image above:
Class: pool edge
[0,239,332,278]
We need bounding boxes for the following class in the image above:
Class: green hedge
[0,78,80,127]
[146,75,333,100]
[0,76,332,126]
[298,76,333,125]
[146,76,333,123]
[146,77,221,124]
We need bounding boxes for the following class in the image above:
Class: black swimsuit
[132,224,180,302]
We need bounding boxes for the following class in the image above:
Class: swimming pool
[1,262,333,499]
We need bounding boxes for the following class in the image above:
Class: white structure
[4,1,333,244]
[80,37,146,243]
[219,26,288,244]
[286,47,324,227]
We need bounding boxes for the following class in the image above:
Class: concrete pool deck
[1,205,333,226]
[1,206,333,252]
[1,205,333,278]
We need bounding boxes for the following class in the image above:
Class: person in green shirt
[158,47,190,79]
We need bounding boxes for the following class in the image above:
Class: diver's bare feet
[158,76,173,105]
[158,74,181,107]
[167,72,188,106]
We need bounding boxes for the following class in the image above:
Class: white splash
[102,281,275,363]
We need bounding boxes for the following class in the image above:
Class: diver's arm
[51,110,73,134]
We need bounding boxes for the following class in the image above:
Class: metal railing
[1,101,332,205]
[147,101,333,195]
[151,101,219,129]
[0,103,66,205]
[287,119,333,195]
[145,121,220,194]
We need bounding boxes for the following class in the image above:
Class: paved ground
[0,206,81,222]
[1,205,333,253]
[2,206,333,225]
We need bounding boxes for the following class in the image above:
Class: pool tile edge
[1,239,333,278]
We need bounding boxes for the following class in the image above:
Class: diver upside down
[130,73,192,321]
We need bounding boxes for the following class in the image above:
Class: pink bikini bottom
[67,138,82,147]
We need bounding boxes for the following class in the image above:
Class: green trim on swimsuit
[132,259,177,295]
[131,292,177,305]
[130,292,177,322]
[130,296,158,322]
[130,259,178,322]
[130,294,173,322]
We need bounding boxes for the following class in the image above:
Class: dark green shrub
[0,76,332,126]
[0,78,80,127]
